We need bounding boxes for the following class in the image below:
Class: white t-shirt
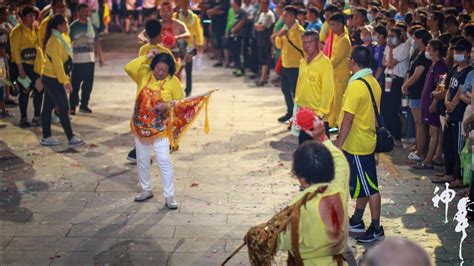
[384,42,410,78]
[255,10,275,28]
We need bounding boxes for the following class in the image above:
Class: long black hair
[43,14,66,49]
[150,53,176,77]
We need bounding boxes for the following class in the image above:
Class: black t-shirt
[232,9,247,37]
[407,51,432,99]
[210,0,230,34]
[446,65,473,122]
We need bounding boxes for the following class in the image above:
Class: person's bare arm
[94,40,104,67]
[174,20,191,40]
[401,66,425,93]
[336,112,355,149]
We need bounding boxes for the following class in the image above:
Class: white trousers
[135,137,174,198]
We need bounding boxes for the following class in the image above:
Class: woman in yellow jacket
[40,14,84,147]
[327,12,351,128]
[9,6,43,127]
[124,52,184,209]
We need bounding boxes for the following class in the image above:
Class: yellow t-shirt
[138,43,173,57]
[295,53,334,118]
[275,22,305,68]
[278,140,349,265]
[338,75,382,155]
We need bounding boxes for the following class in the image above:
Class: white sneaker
[135,191,153,202]
[68,136,85,147]
[165,197,178,210]
[40,136,62,146]
[51,114,60,124]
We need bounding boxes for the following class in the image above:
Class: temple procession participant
[124,51,183,209]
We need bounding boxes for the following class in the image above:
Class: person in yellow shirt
[337,46,384,244]
[124,52,184,209]
[175,0,204,96]
[38,0,69,46]
[40,14,84,147]
[9,5,43,128]
[274,5,304,123]
[295,30,334,144]
[277,118,349,265]
[327,12,351,128]
[127,19,178,163]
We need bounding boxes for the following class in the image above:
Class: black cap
[454,38,472,52]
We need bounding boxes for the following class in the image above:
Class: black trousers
[70,62,95,109]
[380,76,403,140]
[243,36,258,74]
[41,76,74,140]
[298,122,330,145]
[185,59,193,96]
[18,63,42,119]
[443,120,463,180]
[229,36,243,70]
[280,67,299,116]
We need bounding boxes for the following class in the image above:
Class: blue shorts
[409,99,421,108]
[344,151,379,199]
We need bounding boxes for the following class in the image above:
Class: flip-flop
[413,162,434,170]
[431,176,454,183]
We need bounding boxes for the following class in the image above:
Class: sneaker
[79,106,92,113]
[51,114,60,125]
[213,62,223,67]
[68,136,85,147]
[233,69,244,77]
[255,80,268,87]
[278,113,292,123]
[134,190,153,202]
[356,224,385,243]
[19,118,31,128]
[70,108,76,115]
[349,218,366,233]
[40,136,62,146]
[127,149,137,163]
[166,197,178,210]
[31,117,41,126]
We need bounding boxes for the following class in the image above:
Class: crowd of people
[1,0,474,264]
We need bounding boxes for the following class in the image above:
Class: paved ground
[1,33,473,265]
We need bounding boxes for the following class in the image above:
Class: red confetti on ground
[295,107,316,131]
[191,182,199,187]
[89,143,98,148]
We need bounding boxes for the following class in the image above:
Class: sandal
[413,162,434,170]
[449,179,466,188]
[431,175,454,183]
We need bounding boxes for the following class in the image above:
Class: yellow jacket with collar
[9,23,44,73]
[42,35,71,84]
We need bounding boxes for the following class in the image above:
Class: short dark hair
[465,24,474,39]
[303,29,320,41]
[324,3,339,14]
[445,14,459,27]
[298,8,307,16]
[445,7,459,17]
[454,38,472,53]
[77,3,89,11]
[145,19,162,39]
[374,24,387,38]
[329,12,345,25]
[428,39,447,58]
[150,53,176,76]
[389,27,403,40]
[351,45,372,68]
[308,7,319,17]
[458,14,471,24]
[354,8,367,21]
[438,32,452,45]
[449,35,463,47]
[431,11,444,31]
[292,141,335,184]
[233,0,242,6]
[20,5,36,18]
[284,5,298,17]
[52,0,65,6]
[413,29,432,46]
